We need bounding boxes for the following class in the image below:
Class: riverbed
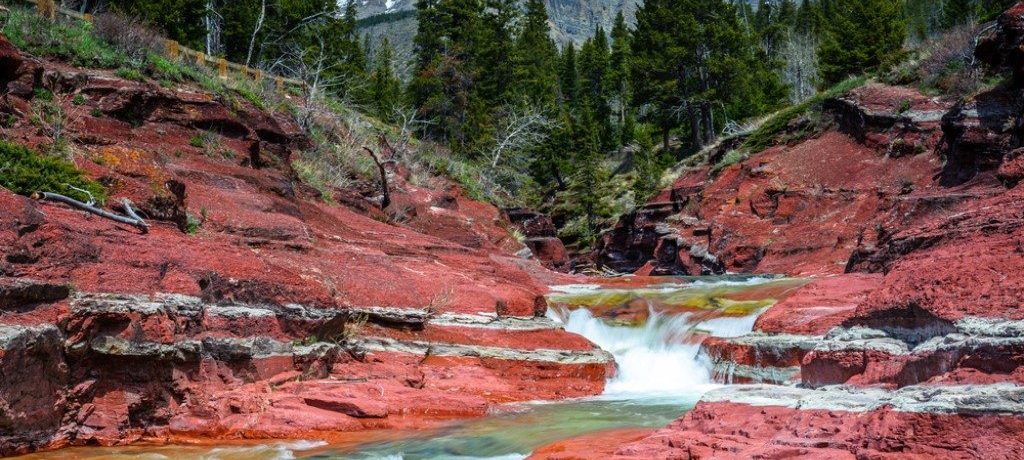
[22,276,804,460]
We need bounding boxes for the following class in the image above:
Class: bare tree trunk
[245,0,266,68]
[204,0,223,56]
[362,147,391,209]
[701,102,715,145]
[689,106,703,148]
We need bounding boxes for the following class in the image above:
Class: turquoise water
[327,395,692,459]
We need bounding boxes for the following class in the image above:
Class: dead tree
[362,146,390,209]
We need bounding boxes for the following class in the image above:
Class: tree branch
[34,192,149,233]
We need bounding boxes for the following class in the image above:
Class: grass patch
[710,150,748,176]
[2,6,131,69]
[116,67,145,81]
[0,140,107,203]
[741,76,867,154]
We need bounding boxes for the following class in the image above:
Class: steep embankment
[537,4,1024,458]
[0,34,611,455]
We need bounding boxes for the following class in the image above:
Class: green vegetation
[0,140,107,204]
[115,67,145,81]
[742,76,867,154]
[4,0,1013,245]
[817,0,907,86]
[2,7,128,68]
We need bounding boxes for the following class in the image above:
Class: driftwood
[33,192,149,233]
[362,146,391,209]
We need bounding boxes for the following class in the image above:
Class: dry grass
[883,24,982,97]
[91,12,164,64]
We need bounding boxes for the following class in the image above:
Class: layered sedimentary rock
[0,35,608,455]
[534,4,1024,458]
[596,83,961,277]
[505,208,570,271]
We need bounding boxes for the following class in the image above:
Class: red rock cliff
[0,34,609,455]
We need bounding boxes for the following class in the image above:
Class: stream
[23,276,804,460]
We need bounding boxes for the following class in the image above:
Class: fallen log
[33,192,149,233]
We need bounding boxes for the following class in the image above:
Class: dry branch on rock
[33,192,149,233]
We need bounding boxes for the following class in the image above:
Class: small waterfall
[549,281,772,399]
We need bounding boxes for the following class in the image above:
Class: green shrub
[0,140,107,203]
[116,67,145,81]
[146,54,204,84]
[2,6,130,69]
[742,76,866,153]
[710,150,748,176]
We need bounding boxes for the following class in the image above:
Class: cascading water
[552,304,761,398]
[34,276,801,460]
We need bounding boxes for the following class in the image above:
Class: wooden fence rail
[10,0,307,93]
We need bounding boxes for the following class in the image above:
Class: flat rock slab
[302,394,388,418]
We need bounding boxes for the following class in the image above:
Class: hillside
[533,3,1024,457]
[3,1,1024,458]
[0,7,607,454]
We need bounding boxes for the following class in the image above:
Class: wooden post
[218,58,228,80]
[254,69,262,81]
[37,0,56,21]
[165,40,180,59]
[83,13,93,23]
[196,51,205,66]
[275,77,284,94]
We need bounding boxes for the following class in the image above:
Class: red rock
[528,427,655,460]
[302,394,388,418]
[546,400,1024,459]
[0,39,612,456]
[0,34,23,88]
[754,273,881,335]
[524,236,570,270]
[998,147,1024,186]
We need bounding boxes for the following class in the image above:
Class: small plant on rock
[0,140,106,203]
[116,67,144,82]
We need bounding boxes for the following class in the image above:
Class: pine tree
[529,109,572,191]
[817,0,906,86]
[568,106,611,238]
[370,38,402,121]
[577,27,613,149]
[941,0,977,29]
[512,0,560,108]
[559,45,579,108]
[633,0,784,152]
[110,0,207,49]
[477,0,519,107]
[608,11,633,147]
[794,0,819,35]
[409,0,488,152]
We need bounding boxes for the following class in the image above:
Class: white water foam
[549,280,771,399]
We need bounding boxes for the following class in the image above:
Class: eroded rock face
[505,208,570,271]
[537,3,1024,458]
[0,37,608,455]
[597,83,956,277]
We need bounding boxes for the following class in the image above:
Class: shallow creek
[23,276,805,460]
